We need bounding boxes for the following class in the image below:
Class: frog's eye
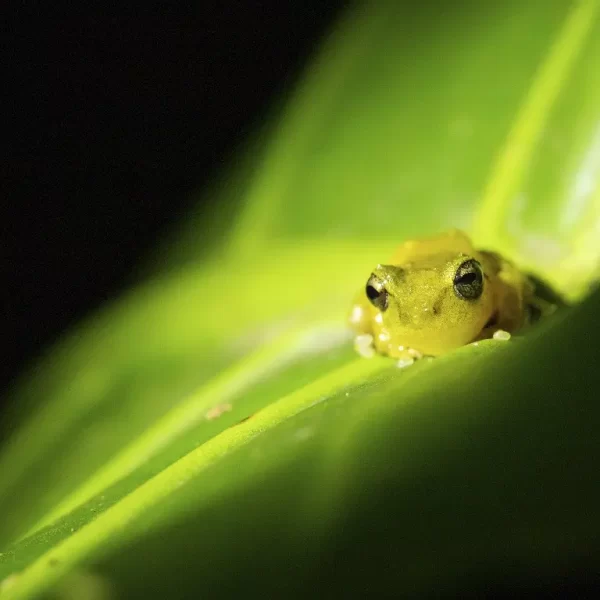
[366,274,388,311]
[453,259,483,300]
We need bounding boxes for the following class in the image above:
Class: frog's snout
[372,264,405,283]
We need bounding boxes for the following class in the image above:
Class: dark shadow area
[2,1,348,400]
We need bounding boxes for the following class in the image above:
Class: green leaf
[1,0,600,597]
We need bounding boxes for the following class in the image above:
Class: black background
[3,2,347,402]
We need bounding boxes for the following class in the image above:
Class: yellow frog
[349,230,560,363]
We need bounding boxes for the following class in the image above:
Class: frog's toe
[407,347,423,359]
[492,329,511,341]
[396,357,415,369]
[354,333,375,358]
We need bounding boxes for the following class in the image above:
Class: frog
[349,229,560,363]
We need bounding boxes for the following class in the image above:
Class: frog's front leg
[357,327,424,367]
[348,293,372,333]
[354,332,422,367]
[353,332,376,358]
[349,294,378,358]
[348,292,423,366]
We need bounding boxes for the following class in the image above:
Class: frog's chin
[395,327,484,357]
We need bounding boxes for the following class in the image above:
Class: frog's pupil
[457,272,476,285]
[366,285,380,302]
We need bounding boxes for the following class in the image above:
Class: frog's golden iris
[349,230,559,360]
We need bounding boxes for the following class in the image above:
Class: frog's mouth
[483,310,498,329]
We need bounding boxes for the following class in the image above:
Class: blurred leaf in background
[1,0,600,598]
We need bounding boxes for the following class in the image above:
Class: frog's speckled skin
[349,229,557,359]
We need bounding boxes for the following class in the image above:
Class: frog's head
[365,252,495,355]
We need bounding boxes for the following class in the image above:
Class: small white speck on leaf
[205,403,233,421]
[294,427,314,441]
[397,357,415,369]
